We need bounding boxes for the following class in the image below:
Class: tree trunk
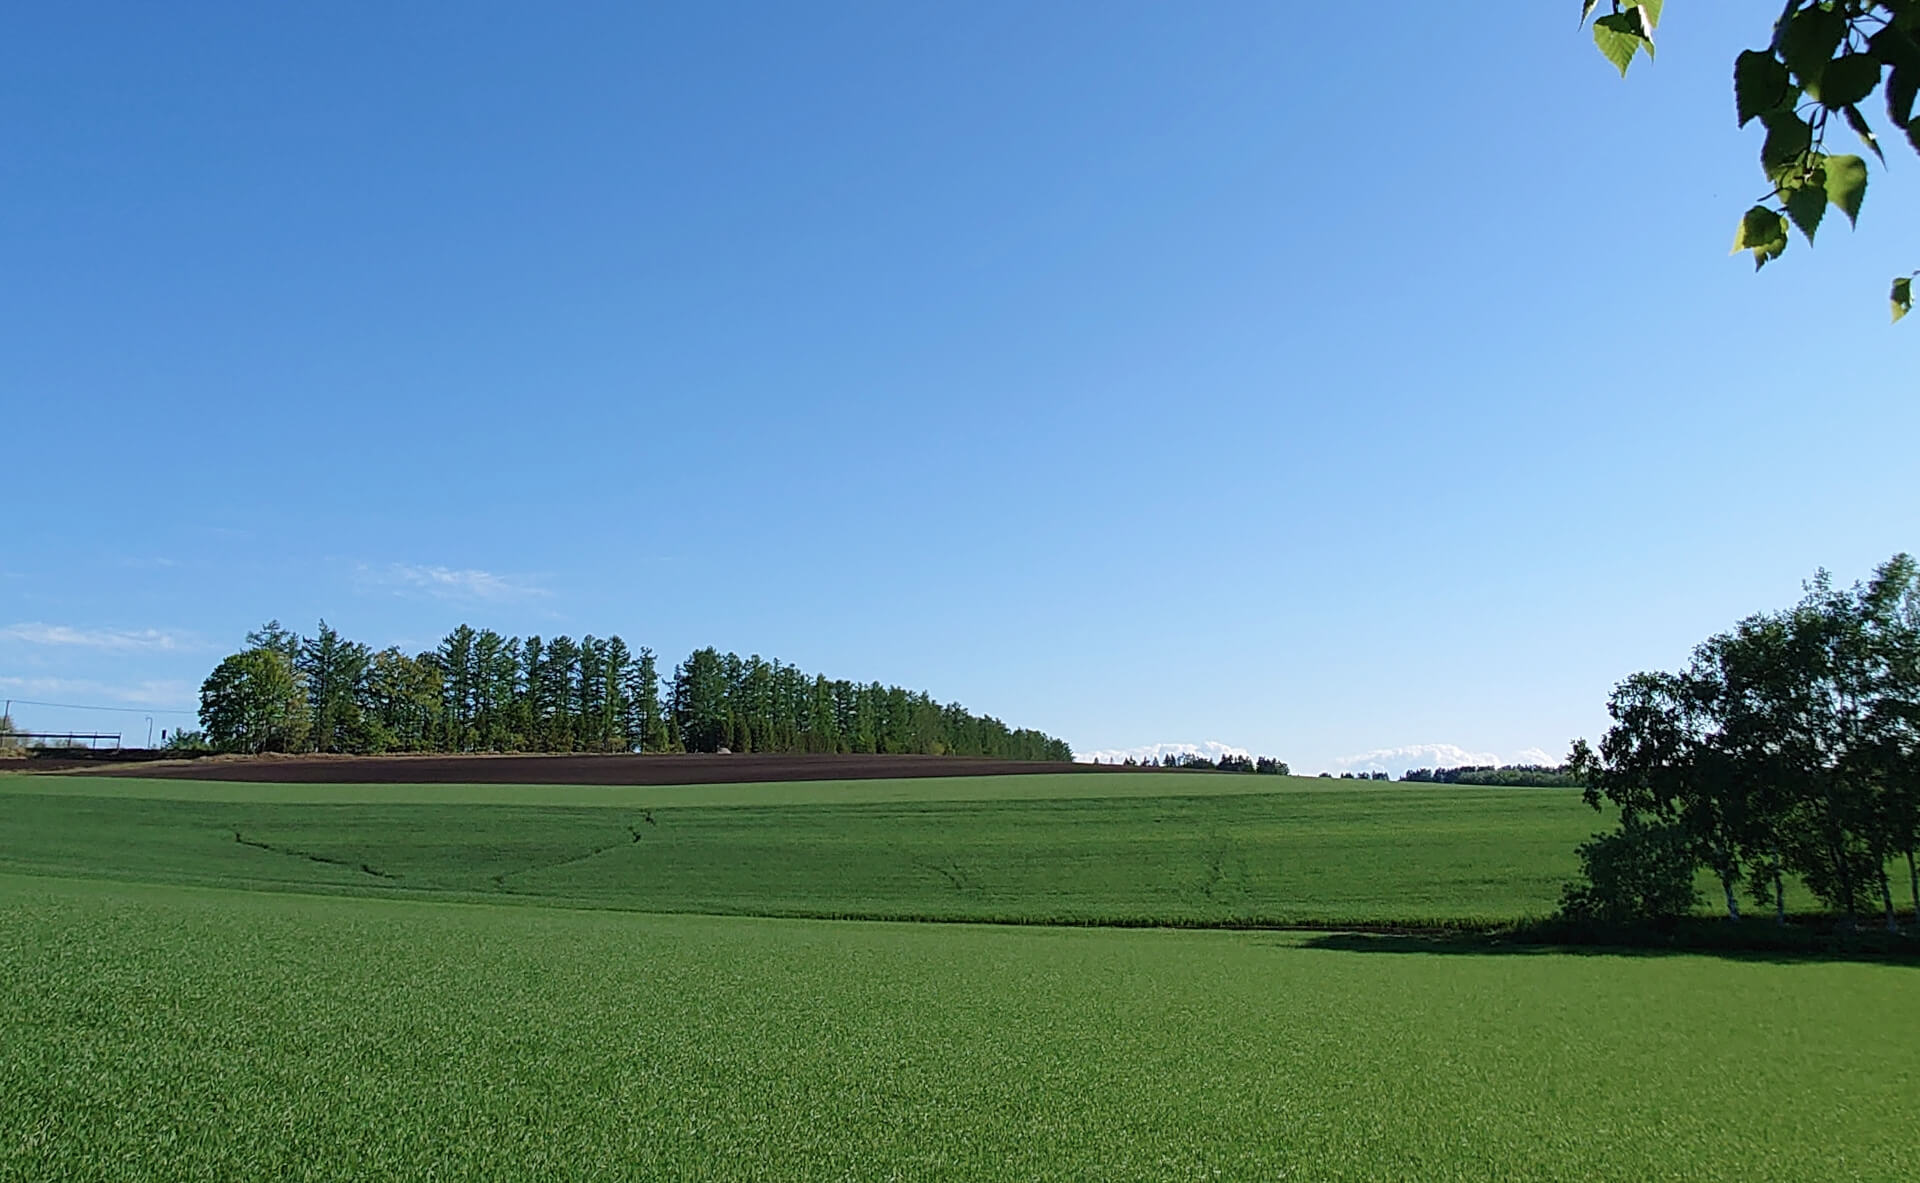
[1908,848,1918,929]
[1882,864,1899,934]
[1721,875,1741,922]
[1826,809,1857,931]
[1774,865,1787,927]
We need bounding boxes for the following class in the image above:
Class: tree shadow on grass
[1290,920,1920,967]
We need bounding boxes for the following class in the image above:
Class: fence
[5,732,123,750]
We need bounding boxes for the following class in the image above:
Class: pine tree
[543,636,579,752]
[205,626,1076,762]
[603,636,634,752]
[301,620,370,753]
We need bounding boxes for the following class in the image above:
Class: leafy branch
[1584,0,1920,322]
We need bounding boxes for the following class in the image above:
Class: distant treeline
[194,620,1072,761]
[1400,764,1583,788]
[1096,752,1291,775]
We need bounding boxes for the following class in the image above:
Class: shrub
[1558,814,1700,925]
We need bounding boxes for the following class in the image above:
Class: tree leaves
[1889,65,1919,127]
[1869,24,1920,123]
[1823,154,1869,226]
[1785,175,1828,243]
[1587,4,1914,322]
[1736,49,1793,126]
[1771,147,1830,244]
[1817,54,1882,109]
[1776,3,1847,87]
[1842,104,1885,161]
[1594,10,1655,76]
[1732,206,1789,270]
[1760,111,1813,169]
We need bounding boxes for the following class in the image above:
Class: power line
[1,698,197,715]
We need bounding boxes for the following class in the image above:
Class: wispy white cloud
[1078,740,1254,765]
[0,675,199,711]
[0,622,195,653]
[1330,742,1565,777]
[359,563,549,604]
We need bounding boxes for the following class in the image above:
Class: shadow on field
[1294,922,1920,967]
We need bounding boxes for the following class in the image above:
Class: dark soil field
[47,751,1118,786]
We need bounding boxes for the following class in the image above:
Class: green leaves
[1768,149,1866,244]
[1823,154,1868,226]
[1590,1,1913,321]
[1593,16,1645,76]
[1784,176,1827,243]
[1776,3,1846,87]
[1732,206,1789,270]
[1870,25,1920,123]
[1594,8,1656,76]
[1760,111,1812,169]
[1889,65,1919,126]
[1843,103,1885,161]
[1817,54,1882,109]
[1736,49,1793,126]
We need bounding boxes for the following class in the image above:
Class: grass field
[4,872,1916,1181]
[4,769,1910,1179]
[1,773,1599,926]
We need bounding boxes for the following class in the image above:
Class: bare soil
[49,751,1120,786]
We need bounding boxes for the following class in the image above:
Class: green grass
[0,769,1370,807]
[4,872,1916,1181]
[0,773,1598,926]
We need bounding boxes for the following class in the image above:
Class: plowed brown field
[61,752,1114,786]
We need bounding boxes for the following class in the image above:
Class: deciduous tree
[200,647,308,754]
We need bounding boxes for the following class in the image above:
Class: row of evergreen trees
[198,620,1072,761]
[1566,555,1920,931]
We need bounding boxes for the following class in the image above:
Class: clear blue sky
[4,4,1915,772]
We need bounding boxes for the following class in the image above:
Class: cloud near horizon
[0,622,194,653]
[1077,740,1255,765]
[1330,742,1560,776]
[359,563,549,604]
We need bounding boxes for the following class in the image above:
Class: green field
[3,771,1913,1179]
[2,773,1596,926]
[5,873,1917,1180]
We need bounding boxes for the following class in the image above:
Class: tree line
[1097,752,1291,774]
[1564,555,1920,932]
[1402,764,1583,788]
[196,620,1073,762]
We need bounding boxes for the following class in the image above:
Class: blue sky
[4,4,1916,772]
